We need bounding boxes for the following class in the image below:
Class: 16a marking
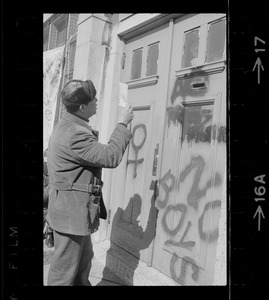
[253,174,266,231]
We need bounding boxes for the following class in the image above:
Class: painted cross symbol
[127,124,147,178]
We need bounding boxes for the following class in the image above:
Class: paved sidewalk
[43,240,128,286]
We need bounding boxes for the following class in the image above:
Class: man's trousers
[47,230,94,286]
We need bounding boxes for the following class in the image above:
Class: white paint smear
[118,82,128,108]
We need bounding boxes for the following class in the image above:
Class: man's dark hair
[61,79,96,112]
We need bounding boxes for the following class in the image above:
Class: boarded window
[131,48,143,80]
[182,28,199,68]
[44,14,75,52]
[49,15,68,49]
[49,24,57,50]
[146,42,159,76]
[43,27,49,52]
[205,19,226,63]
[56,19,67,48]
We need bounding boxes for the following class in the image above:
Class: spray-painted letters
[166,105,226,144]
[157,154,222,284]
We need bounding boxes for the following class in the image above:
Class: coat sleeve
[68,123,133,168]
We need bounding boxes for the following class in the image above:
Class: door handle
[152,143,159,176]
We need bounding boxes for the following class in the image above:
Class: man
[46,79,134,286]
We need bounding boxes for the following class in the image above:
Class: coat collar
[61,111,99,138]
[61,111,90,128]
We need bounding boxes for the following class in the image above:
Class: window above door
[130,41,160,80]
[205,19,226,63]
[131,48,143,80]
[181,17,226,69]
[181,28,200,68]
[126,41,160,89]
[146,42,160,76]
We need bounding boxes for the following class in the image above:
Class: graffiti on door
[166,72,226,144]
[167,105,226,144]
[170,254,199,285]
[179,156,222,209]
[156,154,223,285]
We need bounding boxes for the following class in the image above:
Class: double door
[109,13,226,285]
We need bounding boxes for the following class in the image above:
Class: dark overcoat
[47,111,132,235]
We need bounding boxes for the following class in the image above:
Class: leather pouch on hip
[88,195,100,225]
[99,193,107,220]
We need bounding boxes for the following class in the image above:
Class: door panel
[109,23,171,266]
[157,95,222,264]
[111,104,156,264]
[153,94,225,285]
[152,14,226,285]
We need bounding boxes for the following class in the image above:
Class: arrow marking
[252,57,264,84]
[253,206,265,231]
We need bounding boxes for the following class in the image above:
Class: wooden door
[109,23,171,266]
[151,14,227,285]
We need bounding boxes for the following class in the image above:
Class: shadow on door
[97,180,159,286]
